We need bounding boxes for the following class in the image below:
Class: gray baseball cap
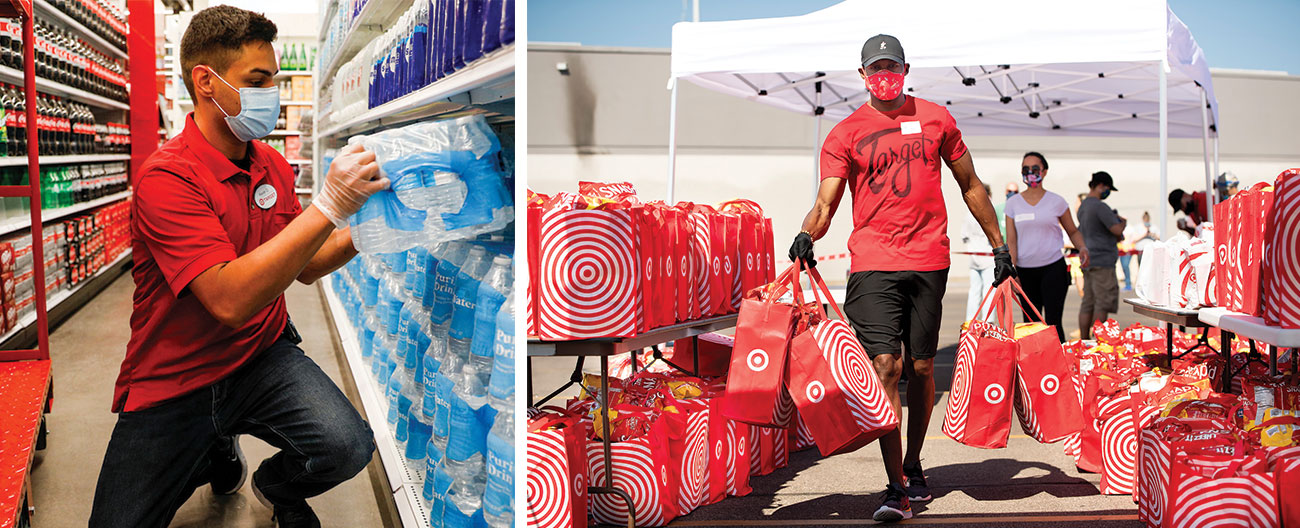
[861,34,905,68]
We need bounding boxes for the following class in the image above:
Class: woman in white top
[1004,152,1090,341]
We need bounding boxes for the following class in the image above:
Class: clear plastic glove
[314,144,389,228]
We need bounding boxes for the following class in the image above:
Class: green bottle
[295,43,305,71]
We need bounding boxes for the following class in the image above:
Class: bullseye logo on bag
[805,381,825,403]
[574,473,586,496]
[746,349,770,372]
[738,436,746,457]
[666,256,673,277]
[681,256,689,277]
[984,383,1006,404]
[1040,374,1060,395]
[715,440,723,459]
[747,254,754,271]
[712,256,721,275]
[645,257,653,280]
[724,256,733,275]
[661,465,669,486]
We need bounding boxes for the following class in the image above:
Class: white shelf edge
[318,46,515,138]
[274,71,315,79]
[0,191,131,239]
[320,0,409,81]
[284,101,315,106]
[0,154,130,168]
[0,248,132,345]
[0,65,129,111]
[295,188,312,195]
[33,0,129,59]
[320,275,435,528]
[269,130,304,136]
[287,159,312,165]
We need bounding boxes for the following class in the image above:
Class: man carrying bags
[788,34,1011,522]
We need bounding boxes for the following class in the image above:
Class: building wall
[527,44,1300,282]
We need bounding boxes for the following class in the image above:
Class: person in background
[963,183,995,321]
[788,34,1011,522]
[997,182,1019,235]
[1003,152,1088,342]
[1132,211,1159,264]
[1078,172,1126,339]
[1216,171,1239,201]
[1169,188,1208,236]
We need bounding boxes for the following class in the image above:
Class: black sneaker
[872,483,913,522]
[903,460,932,502]
[253,475,321,528]
[208,435,247,495]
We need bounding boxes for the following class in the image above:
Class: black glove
[789,232,816,268]
[992,245,1016,286]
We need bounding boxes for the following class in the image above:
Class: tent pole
[1213,134,1220,188]
[1200,86,1214,221]
[668,80,680,203]
[1159,60,1168,240]
[814,80,822,204]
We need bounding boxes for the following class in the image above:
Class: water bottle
[447,246,490,358]
[406,398,434,482]
[444,468,487,528]
[482,401,512,528]
[430,335,462,454]
[424,454,453,525]
[444,365,496,485]
[487,291,514,405]
[467,255,511,387]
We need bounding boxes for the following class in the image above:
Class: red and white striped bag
[537,208,639,340]
[1164,452,1279,528]
[790,413,816,452]
[1166,243,1190,308]
[1263,168,1300,327]
[1099,392,1137,495]
[526,412,590,528]
[666,400,711,515]
[706,395,751,502]
[587,413,677,527]
[748,425,789,476]
[687,205,715,318]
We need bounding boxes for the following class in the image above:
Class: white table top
[1198,307,1300,347]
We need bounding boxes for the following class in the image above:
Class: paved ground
[529,275,1152,527]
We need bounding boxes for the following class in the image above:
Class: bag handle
[717,199,763,216]
[528,406,581,432]
[804,263,849,322]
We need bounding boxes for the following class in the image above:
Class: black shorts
[844,268,949,360]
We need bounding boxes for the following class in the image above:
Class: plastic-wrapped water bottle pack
[332,237,514,528]
[346,114,513,255]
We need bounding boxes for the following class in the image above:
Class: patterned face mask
[865,69,904,101]
[1022,172,1044,188]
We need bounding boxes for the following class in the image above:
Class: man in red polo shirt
[788,35,1012,522]
[89,7,387,527]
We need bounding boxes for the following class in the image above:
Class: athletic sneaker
[903,460,932,501]
[253,474,322,528]
[208,435,247,495]
[872,483,913,522]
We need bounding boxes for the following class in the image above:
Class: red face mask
[865,69,904,101]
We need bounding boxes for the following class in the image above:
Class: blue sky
[528,0,1300,74]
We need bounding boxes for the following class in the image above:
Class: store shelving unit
[0,248,133,349]
[0,154,131,167]
[0,64,129,111]
[32,0,128,59]
[314,1,515,525]
[0,191,130,238]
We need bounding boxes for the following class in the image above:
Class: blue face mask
[1100,188,1112,200]
[206,67,280,142]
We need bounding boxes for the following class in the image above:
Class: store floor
[529,275,1150,528]
[30,273,390,527]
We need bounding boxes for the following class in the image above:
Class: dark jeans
[89,337,375,528]
[1015,257,1070,342]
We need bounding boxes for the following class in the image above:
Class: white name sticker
[1015,213,1035,223]
[254,184,278,209]
[900,121,922,135]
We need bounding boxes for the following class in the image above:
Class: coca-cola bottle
[10,85,24,157]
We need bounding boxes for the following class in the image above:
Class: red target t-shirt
[820,96,968,272]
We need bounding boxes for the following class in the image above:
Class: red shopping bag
[1164,451,1279,528]
[1263,169,1300,327]
[587,411,678,527]
[790,412,816,452]
[1135,417,1238,528]
[684,204,717,318]
[672,333,734,378]
[537,207,639,340]
[723,264,800,427]
[943,281,1018,449]
[633,205,665,333]
[762,217,776,284]
[1270,450,1300,527]
[748,424,789,477]
[661,206,695,323]
[1007,281,1084,444]
[706,395,751,503]
[723,214,743,311]
[665,399,711,516]
[718,200,767,296]
[526,191,546,336]
[527,410,590,528]
[1099,391,1137,495]
[787,262,899,456]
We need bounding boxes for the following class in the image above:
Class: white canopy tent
[667,0,1220,238]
